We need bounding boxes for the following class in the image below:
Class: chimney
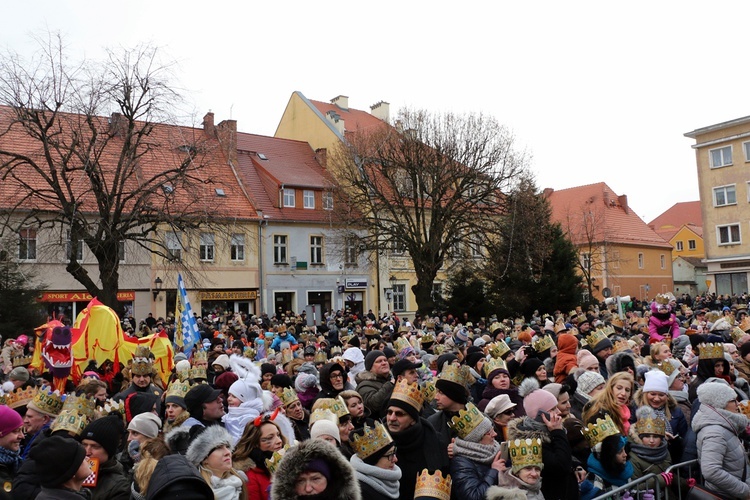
[202,111,215,138]
[216,119,238,165]
[331,95,349,110]
[325,110,345,135]
[370,101,390,122]
[109,112,125,137]
[315,148,327,168]
[617,194,628,213]
[542,188,554,198]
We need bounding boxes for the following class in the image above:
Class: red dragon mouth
[42,339,72,369]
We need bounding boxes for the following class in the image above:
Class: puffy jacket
[449,455,499,500]
[692,404,750,499]
[84,458,130,500]
[354,370,394,420]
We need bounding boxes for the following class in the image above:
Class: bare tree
[331,108,527,314]
[0,34,229,311]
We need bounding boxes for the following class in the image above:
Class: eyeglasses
[383,447,397,460]
[329,373,344,380]
[502,409,516,416]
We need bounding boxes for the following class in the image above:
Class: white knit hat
[642,370,669,394]
[696,381,737,409]
[310,419,340,444]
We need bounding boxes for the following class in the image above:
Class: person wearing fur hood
[692,381,750,499]
[507,379,579,500]
[186,425,248,500]
[270,439,361,500]
[223,355,270,444]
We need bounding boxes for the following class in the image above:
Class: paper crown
[611,317,624,330]
[1,386,38,409]
[553,318,568,334]
[421,381,436,403]
[433,344,447,356]
[740,316,750,333]
[309,408,338,426]
[410,336,421,351]
[488,341,510,359]
[484,357,507,377]
[193,349,208,363]
[424,320,436,329]
[314,350,328,363]
[276,324,287,334]
[166,379,193,400]
[635,409,666,437]
[190,366,207,380]
[390,379,423,412]
[280,387,299,407]
[265,444,290,474]
[448,403,485,440]
[732,327,746,343]
[599,325,616,337]
[438,364,470,388]
[655,292,675,305]
[368,338,380,347]
[489,322,504,335]
[315,396,350,419]
[656,360,676,377]
[11,354,32,367]
[330,346,342,356]
[533,335,555,353]
[612,339,630,354]
[583,414,620,448]
[698,343,724,360]
[131,346,154,376]
[585,329,608,348]
[30,387,66,416]
[420,333,435,345]
[63,393,97,420]
[393,337,410,353]
[364,327,379,337]
[508,438,544,472]
[739,400,750,419]
[244,347,257,360]
[414,469,452,500]
[281,348,293,364]
[51,394,98,436]
[350,422,393,459]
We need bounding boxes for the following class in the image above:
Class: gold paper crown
[11,354,32,367]
[533,335,555,353]
[410,336,421,351]
[103,398,125,417]
[484,357,508,377]
[488,341,510,359]
[244,347,257,360]
[739,400,750,419]
[448,403,485,440]
[655,292,675,305]
[29,388,66,416]
[740,316,750,333]
[585,329,608,348]
[131,346,155,376]
[276,324,287,334]
[397,325,410,334]
[599,325,616,337]
[314,350,328,363]
[280,387,299,407]
[489,322,503,335]
[508,438,544,472]
[732,327,745,343]
[1,386,38,409]
[51,409,89,436]
[553,318,568,335]
[350,421,393,459]
[424,320,436,329]
[316,396,350,419]
[193,350,208,363]
[265,444,290,474]
[611,317,624,330]
[635,412,666,437]
[698,342,724,360]
[364,327,379,337]
[433,344,447,356]
[583,414,620,448]
[309,408,338,426]
[612,339,630,354]
[61,393,97,421]
[438,364,469,388]
[421,380,436,402]
[394,337,411,353]
[368,338,379,347]
[415,469,452,500]
[389,379,424,413]
[166,379,193,400]
[421,332,436,345]
[190,365,207,380]
[281,348,293,364]
[656,360,676,377]
[330,346,342,356]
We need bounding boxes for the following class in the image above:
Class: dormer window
[304,190,315,209]
[283,188,295,207]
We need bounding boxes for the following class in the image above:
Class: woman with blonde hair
[131,437,170,499]
[187,425,248,500]
[233,411,287,500]
[583,372,635,435]
[644,342,672,367]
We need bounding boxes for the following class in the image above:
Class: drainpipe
[258,214,268,314]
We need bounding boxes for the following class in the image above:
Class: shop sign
[345,279,367,288]
[199,290,257,301]
[39,291,136,302]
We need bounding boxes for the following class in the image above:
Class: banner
[176,274,199,356]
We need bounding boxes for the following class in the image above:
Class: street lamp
[152,276,163,301]
[389,275,397,290]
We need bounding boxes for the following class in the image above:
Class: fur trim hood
[506,416,551,444]
[165,425,191,455]
[186,425,233,466]
[605,351,636,376]
[486,485,528,500]
[270,439,361,500]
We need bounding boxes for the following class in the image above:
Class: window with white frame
[283,188,295,207]
[611,250,620,269]
[166,232,183,261]
[345,237,358,265]
[303,190,315,209]
[66,230,83,261]
[231,234,245,261]
[432,282,443,301]
[118,240,126,263]
[744,141,750,162]
[323,192,333,210]
[471,234,482,258]
[450,240,461,259]
[581,252,591,269]
[660,254,666,269]
[710,145,732,168]
[18,228,36,260]
[717,224,741,245]
[310,236,323,264]
[391,239,406,256]
[273,235,288,264]
[393,284,406,311]
[713,184,737,206]
[638,252,644,269]
[199,233,215,261]
[688,240,696,250]
[676,241,684,251]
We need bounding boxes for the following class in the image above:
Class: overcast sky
[2,1,745,222]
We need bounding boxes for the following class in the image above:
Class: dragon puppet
[31,298,173,389]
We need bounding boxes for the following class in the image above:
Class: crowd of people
[1,291,750,499]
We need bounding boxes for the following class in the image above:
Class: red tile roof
[547,182,672,249]
[648,201,702,230]
[308,99,386,137]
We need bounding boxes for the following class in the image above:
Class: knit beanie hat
[0,406,23,436]
[295,373,318,392]
[81,416,124,459]
[175,359,191,374]
[464,415,493,443]
[186,425,233,466]
[304,458,332,481]
[348,336,361,348]
[128,413,162,439]
[520,358,544,379]
[435,379,468,405]
[214,371,239,393]
[436,354,458,373]
[519,379,557,419]
[465,352,485,371]
[8,367,29,382]
[383,346,397,359]
[576,371,605,397]
[261,363,277,376]
[125,392,159,423]
[592,337,614,355]
[365,350,386,371]
[310,419,341,444]
[542,383,563,399]
[30,435,87,487]
[271,374,292,389]
[212,354,230,370]
[696,381,737,409]
[174,352,188,363]
[642,370,669,394]
[577,350,599,371]
[388,397,421,421]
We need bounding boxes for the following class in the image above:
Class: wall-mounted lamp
[152,276,163,301]
[389,275,397,290]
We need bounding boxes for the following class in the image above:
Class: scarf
[620,405,631,435]
[630,440,669,463]
[454,437,501,464]
[248,448,274,475]
[710,405,749,434]
[222,399,264,445]
[651,406,673,434]
[587,447,634,487]
[351,455,401,499]
[208,472,244,500]
[0,446,21,472]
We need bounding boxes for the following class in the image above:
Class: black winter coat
[391,418,450,500]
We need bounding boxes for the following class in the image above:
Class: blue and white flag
[175,273,199,355]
